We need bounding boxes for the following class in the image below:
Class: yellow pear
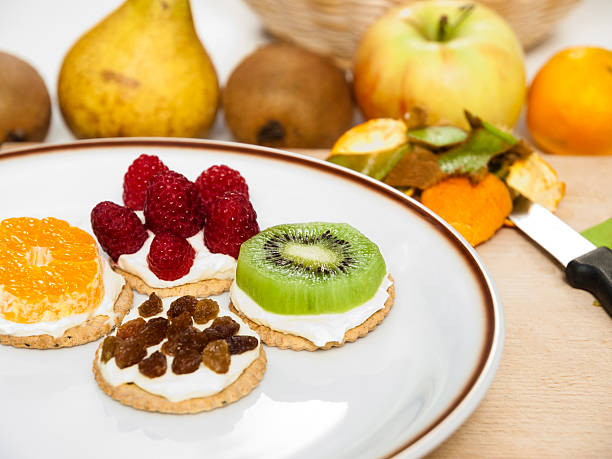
[58,0,218,138]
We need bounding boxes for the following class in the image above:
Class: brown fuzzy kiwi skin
[0,52,51,143]
[223,43,354,149]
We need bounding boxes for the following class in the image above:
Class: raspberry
[91,201,148,261]
[147,232,195,281]
[144,170,206,238]
[195,165,249,213]
[204,192,259,258]
[122,154,169,210]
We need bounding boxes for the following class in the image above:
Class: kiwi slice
[236,222,386,315]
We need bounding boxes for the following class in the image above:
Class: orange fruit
[0,217,104,323]
[527,46,612,155]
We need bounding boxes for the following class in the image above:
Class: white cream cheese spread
[0,257,125,338]
[230,274,392,346]
[97,294,260,402]
[116,231,236,288]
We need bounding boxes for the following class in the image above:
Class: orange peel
[421,174,512,246]
[328,118,409,180]
[505,152,565,211]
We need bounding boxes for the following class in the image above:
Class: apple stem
[437,15,449,42]
[437,3,475,42]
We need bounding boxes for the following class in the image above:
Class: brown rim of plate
[0,138,501,457]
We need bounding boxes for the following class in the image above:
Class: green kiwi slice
[235,222,386,315]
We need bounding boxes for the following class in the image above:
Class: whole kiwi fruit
[223,43,354,148]
[0,52,51,143]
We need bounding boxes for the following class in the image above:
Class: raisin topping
[162,326,206,355]
[100,336,118,363]
[202,340,231,374]
[167,295,197,318]
[193,298,219,324]
[138,293,163,317]
[203,316,240,341]
[185,328,208,353]
[170,310,193,327]
[117,317,146,340]
[161,339,184,356]
[167,311,193,341]
[226,335,259,355]
[191,329,211,352]
[138,351,167,378]
[114,337,147,369]
[140,317,169,346]
[172,348,202,374]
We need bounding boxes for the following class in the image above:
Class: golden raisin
[172,348,202,374]
[138,293,163,318]
[114,337,147,369]
[202,339,231,374]
[193,299,219,324]
[168,295,197,318]
[170,310,193,327]
[100,335,118,363]
[226,335,258,355]
[138,351,167,378]
[117,317,146,340]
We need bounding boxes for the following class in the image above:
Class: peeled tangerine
[421,174,512,246]
[58,0,218,138]
[0,218,104,323]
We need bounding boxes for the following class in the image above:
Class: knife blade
[509,196,612,318]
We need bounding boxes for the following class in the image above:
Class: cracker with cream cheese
[114,267,232,299]
[93,294,266,413]
[230,276,395,351]
[93,346,266,414]
[0,284,132,349]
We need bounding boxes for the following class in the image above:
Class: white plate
[0,139,503,458]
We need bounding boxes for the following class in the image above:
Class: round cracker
[230,275,395,351]
[93,346,267,414]
[114,267,232,298]
[0,284,133,350]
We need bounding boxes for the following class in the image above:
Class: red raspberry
[91,201,148,262]
[123,154,169,210]
[144,170,206,238]
[147,233,195,281]
[204,192,259,258]
[195,165,249,213]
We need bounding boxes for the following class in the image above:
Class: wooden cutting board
[1,143,611,457]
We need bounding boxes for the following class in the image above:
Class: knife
[509,196,612,318]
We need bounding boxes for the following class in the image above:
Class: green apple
[353,1,526,129]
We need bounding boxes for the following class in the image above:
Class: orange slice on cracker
[0,217,104,323]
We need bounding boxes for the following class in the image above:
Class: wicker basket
[244,0,579,68]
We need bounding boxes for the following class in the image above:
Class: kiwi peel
[407,125,467,149]
[236,223,386,315]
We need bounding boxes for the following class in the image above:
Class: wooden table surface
[1,143,611,457]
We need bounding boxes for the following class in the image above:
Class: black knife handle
[566,247,612,319]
